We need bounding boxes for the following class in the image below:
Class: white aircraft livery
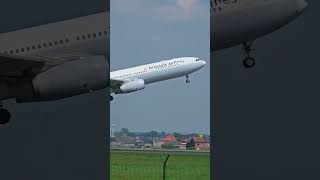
[110,57,206,101]
[211,0,307,68]
[0,12,109,124]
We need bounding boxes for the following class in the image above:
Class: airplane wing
[110,78,125,93]
[0,54,45,79]
[0,53,91,80]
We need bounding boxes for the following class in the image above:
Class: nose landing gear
[186,75,190,83]
[242,42,256,68]
[0,105,11,125]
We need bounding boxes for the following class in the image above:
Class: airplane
[0,12,109,124]
[211,0,308,68]
[110,57,206,101]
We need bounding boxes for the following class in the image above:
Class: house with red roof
[163,134,176,143]
[187,137,210,150]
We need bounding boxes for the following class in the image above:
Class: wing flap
[0,54,45,78]
[110,78,125,93]
[110,78,124,87]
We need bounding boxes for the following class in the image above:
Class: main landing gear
[242,41,256,68]
[0,105,11,125]
[186,75,190,83]
[110,96,114,101]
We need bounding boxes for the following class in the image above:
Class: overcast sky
[111,0,210,134]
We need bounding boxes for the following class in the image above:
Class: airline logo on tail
[211,0,255,13]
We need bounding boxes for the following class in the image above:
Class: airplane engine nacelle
[18,56,108,102]
[119,79,145,94]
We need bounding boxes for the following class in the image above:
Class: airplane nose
[297,0,308,13]
[200,60,206,67]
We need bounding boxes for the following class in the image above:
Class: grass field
[110,149,210,180]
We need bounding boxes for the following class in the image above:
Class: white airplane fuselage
[0,12,109,65]
[0,12,109,103]
[110,57,206,94]
[211,0,307,50]
[0,12,110,124]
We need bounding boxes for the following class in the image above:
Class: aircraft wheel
[186,75,190,83]
[0,108,11,125]
[243,57,255,68]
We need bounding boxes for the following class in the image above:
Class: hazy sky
[111,0,210,134]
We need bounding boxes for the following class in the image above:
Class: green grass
[110,150,210,180]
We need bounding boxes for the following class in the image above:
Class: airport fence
[110,150,210,180]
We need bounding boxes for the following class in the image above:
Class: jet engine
[17,55,108,102]
[119,79,145,94]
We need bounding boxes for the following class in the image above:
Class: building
[163,134,176,143]
[116,136,136,148]
[134,140,144,148]
[177,138,189,150]
[187,137,210,150]
[152,137,164,149]
[175,144,187,150]
[142,138,153,148]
